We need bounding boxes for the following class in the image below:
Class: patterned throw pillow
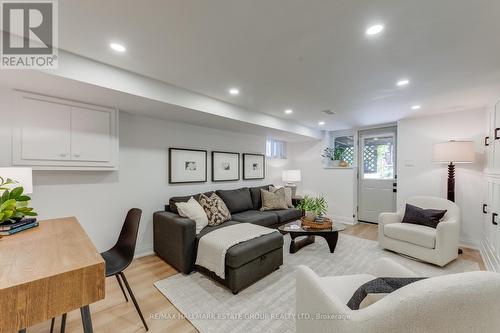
[199,193,231,226]
[260,188,288,211]
[269,186,293,208]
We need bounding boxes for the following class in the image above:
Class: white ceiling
[40,1,500,129]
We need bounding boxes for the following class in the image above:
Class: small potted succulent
[296,195,328,222]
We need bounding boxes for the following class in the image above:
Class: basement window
[329,131,355,166]
[266,139,287,159]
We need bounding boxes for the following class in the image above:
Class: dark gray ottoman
[196,231,284,294]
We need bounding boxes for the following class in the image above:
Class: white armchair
[378,196,460,266]
[296,258,500,333]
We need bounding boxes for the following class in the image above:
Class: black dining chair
[50,208,148,332]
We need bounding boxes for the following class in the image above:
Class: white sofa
[378,196,460,266]
[296,258,500,333]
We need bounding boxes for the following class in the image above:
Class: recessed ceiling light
[284,109,293,114]
[318,121,325,126]
[110,42,126,52]
[396,79,410,87]
[411,105,422,110]
[229,88,240,95]
[366,24,384,36]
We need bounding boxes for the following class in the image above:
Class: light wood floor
[28,223,485,333]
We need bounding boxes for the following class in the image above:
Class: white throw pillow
[176,197,208,234]
[269,186,293,208]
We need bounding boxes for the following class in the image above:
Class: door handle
[493,213,498,226]
[496,128,500,140]
[485,136,490,146]
[483,204,488,214]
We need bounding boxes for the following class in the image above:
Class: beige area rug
[154,233,480,333]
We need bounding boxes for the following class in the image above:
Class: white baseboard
[332,215,356,225]
[135,242,154,258]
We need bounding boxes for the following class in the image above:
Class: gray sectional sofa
[153,184,302,293]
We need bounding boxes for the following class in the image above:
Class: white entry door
[358,127,397,223]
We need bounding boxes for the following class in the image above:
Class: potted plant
[0,177,37,225]
[322,147,346,167]
[296,195,328,221]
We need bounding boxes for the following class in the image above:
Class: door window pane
[362,136,395,179]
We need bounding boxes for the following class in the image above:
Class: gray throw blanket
[347,277,427,310]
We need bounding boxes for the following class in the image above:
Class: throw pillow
[269,186,293,208]
[260,188,288,211]
[402,204,447,228]
[175,197,208,234]
[199,193,231,226]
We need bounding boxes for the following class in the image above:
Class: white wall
[287,137,356,224]
[397,108,487,247]
[0,87,284,255]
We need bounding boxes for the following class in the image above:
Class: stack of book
[0,218,38,236]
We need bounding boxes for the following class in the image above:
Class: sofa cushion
[169,191,213,214]
[268,208,302,223]
[249,185,272,210]
[231,210,279,227]
[384,223,436,249]
[225,231,283,268]
[216,188,253,214]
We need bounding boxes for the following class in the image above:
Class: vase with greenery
[322,147,346,167]
[0,177,37,224]
[296,194,328,221]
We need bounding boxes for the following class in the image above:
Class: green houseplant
[296,194,328,221]
[322,147,346,167]
[0,177,37,224]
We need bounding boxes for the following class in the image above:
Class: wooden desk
[0,217,105,333]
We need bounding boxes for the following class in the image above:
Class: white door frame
[357,126,398,223]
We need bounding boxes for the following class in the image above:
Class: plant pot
[305,211,317,221]
[339,160,348,167]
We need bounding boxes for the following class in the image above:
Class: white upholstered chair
[295,258,500,333]
[378,196,460,266]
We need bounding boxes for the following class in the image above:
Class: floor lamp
[432,140,474,255]
[432,140,475,202]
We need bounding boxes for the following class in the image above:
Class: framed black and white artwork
[243,153,265,180]
[169,148,207,184]
[212,151,240,182]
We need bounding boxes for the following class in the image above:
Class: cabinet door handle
[60,153,67,157]
[74,153,81,158]
[483,204,488,214]
[496,128,500,140]
[493,213,498,226]
[485,136,490,146]
[392,189,397,193]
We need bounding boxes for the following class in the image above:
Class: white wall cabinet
[482,100,500,271]
[13,92,119,170]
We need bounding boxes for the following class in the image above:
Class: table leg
[80,305,94,333]
[290,235,315,253]
[323,232,339,253]
[18,330,26,333]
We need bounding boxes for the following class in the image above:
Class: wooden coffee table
[278,220,346,254]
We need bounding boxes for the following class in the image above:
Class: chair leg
[50,317,55,333]
[115,274,129,302]
[119,272,149,331]
[60,313,67,333]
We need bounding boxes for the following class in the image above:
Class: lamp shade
[432,140,475,164]
[0,167,33,194]
[282,169,301,183]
